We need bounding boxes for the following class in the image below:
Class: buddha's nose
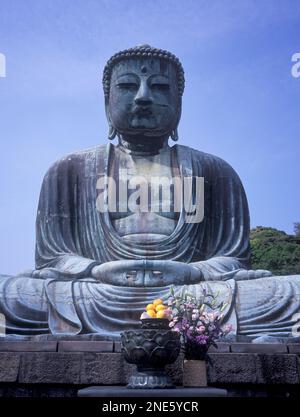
[134,82,153,106]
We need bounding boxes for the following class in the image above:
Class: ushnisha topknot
[102,44,185,98]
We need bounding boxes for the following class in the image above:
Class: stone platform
[78,385,228,397]
[0,341,300,397]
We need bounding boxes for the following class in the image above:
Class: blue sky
[0,0,299,274]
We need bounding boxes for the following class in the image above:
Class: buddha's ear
[170,99,182,142]
[105,97,117,141]
[170,128,179,141]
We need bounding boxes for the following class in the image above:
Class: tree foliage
[294,222,300,236]
[250,226,300,275]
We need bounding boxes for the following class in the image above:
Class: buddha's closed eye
[151,83,170,91]
[117,83,138,92]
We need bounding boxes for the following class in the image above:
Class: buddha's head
[102,45,185,145]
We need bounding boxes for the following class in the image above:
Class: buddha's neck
[117,135,169,156]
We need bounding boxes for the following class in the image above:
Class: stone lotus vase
[121,318,181,389]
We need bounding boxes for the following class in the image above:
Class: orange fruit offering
[141,299,170,320]
[147,309,156,318]
[156,310,167,319]
[153,299,163,307]
[155,304,166,312]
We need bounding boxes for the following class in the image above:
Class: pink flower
[225,324,234,333]
[197,325,205,333]
[207,312,216,321]
[168,297,174,306]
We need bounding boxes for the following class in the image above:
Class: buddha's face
[107,57,181,139]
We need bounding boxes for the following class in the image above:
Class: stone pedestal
[77,385,227,397]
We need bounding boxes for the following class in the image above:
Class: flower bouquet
[167,287,233,360]
[167,287,233,387]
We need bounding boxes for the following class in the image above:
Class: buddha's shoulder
[57,144,106,161]
[45,145,107,173]
[175,144,236,172]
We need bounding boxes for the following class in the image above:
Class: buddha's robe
[0,144,300,340]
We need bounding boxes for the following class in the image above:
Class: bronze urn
[121,318,181,389]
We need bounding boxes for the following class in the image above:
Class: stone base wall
[0,341,300,397]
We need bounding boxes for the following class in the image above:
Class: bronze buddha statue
[1,45,299,342]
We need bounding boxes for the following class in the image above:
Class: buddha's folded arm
[34,151,104,279]
[32,255,99,279]
[189,256,272,281]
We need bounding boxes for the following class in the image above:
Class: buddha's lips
[131,108,153,117]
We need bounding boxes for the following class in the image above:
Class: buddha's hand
[91,259,203,287]
[233,269,273,281]
[32,268,62,279]
[31,268,86,280]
